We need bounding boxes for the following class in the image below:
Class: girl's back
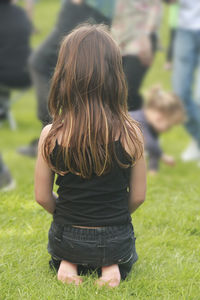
[51,139,131,226]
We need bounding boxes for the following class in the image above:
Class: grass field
[1,1,200,299]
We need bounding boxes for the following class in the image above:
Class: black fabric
[0,3,32,88]
[29,68,52,126]
[48,221,138,280]
[123,34,157,111]
[166,29,176,62]
[30,1,111,78]
[0,88,11,120]
[51,140,132,227]
[0,153,4,172]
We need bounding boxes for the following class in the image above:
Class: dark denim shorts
[47,221,138,280]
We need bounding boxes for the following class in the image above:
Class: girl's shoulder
[38,124,53,152]
[39,123,64,150]
[39,124,52,140]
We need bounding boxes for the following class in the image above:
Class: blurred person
[164,3,179,70]
[111,0,163,112]
[0,0,32,89]
[86,0,115,20]
[12,0,35,21]
[172,0,200,162]
[130,86,186,174]
[18,0,114,157]
[0,0,32,190]
[35,25,146,287]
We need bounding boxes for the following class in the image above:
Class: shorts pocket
[107,234,136,265]
[48,224,102,265]
[62,238,100,264]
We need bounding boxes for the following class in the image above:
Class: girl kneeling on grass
[35,24,146,287]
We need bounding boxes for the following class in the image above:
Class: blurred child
[35,25,146,287]
[130,86,186,174]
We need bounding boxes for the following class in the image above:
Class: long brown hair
[43,24,143,178]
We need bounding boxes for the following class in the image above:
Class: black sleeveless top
[51,140,132,226]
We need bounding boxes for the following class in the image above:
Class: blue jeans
[47,221,138,280]
[173,28,200,145]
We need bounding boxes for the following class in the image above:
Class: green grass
[1,1,200,299]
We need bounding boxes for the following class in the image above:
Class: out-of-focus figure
[130,86,186,174]
[0,0,32,90]
[0,154,15,191]
[18,0,114,157]
[0,0,32,191]
[111,0,162,111]
[173,0,200,163]
[164,2,179,70]
[85,0,115,19]
[12,0,35,21]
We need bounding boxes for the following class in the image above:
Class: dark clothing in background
[50,140,132,227]
[29,1,112,125]
[123,34,157,111]
[129,110,162,170]
[30,69,51,127]
[166,29,176,62]
[0,3,32,88]
[30,1,111,77]
[0,154,3,172]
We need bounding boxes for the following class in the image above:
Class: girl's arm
[129,155,147,214]
[128,130,147,214]
[34,125,57,214]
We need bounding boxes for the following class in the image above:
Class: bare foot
[164,62,172,71]
[57,260,82,286]
[148,170,158,176]
[96,264,121,288]
[162,154,176,167]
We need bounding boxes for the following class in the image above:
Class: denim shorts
[47,221,138,280]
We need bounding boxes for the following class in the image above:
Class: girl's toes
[108,277,120,288]
[95,276,120,288]
[65,275,83,286]
[95,278,106,287]
[58,273,83,285]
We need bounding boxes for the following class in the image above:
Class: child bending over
[35,24,146,287]
[130,86,186,174]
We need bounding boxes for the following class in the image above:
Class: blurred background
[1,0,199,191]
[1,0,200,298]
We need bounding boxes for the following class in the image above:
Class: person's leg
[173,29,200,146]
[0,153,4,172]
[17,67,51,157]
[123,34,157,111]
[195,66,200,106]
[122,55,147,111]
[0,88,11,121]
[165,28,176,70]
[194,31,200,106]
[167,28,176,63]
[0,153,15,191]
[30,67,52,127]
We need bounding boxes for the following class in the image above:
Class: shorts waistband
[52,221,133,240]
